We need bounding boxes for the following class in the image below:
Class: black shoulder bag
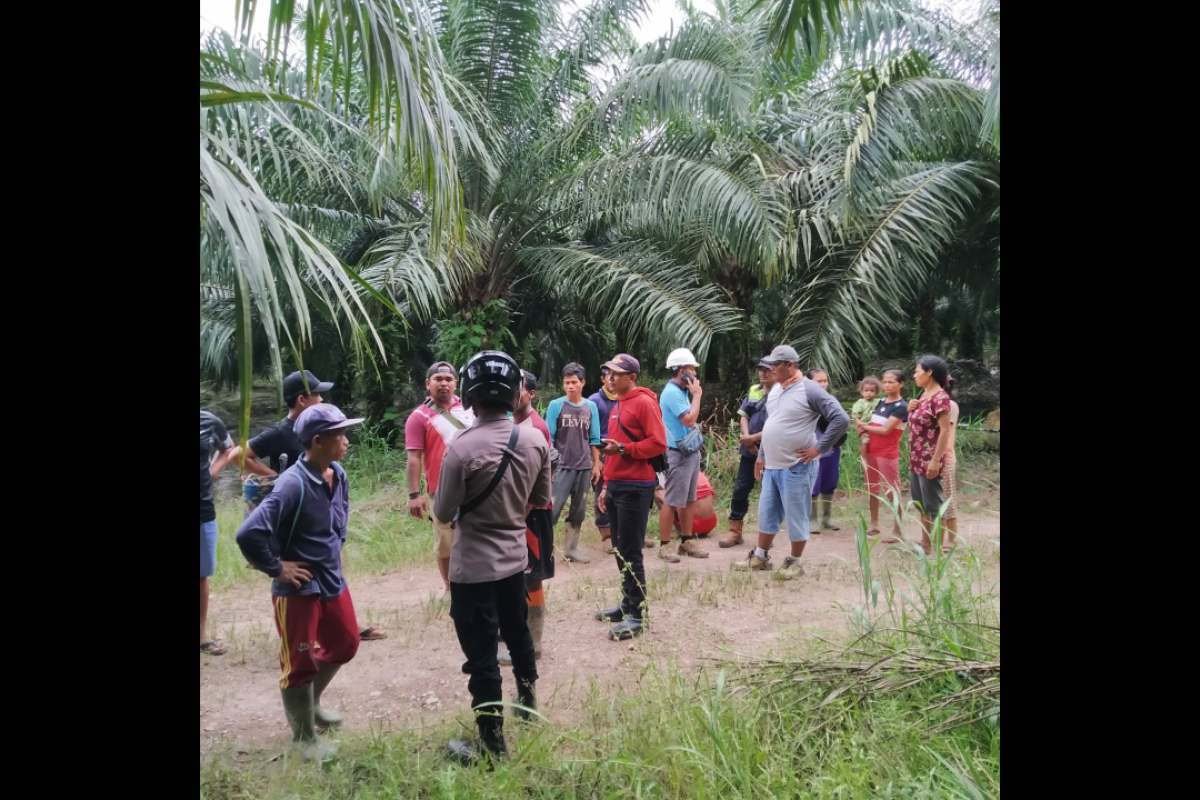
[616,402,669,473]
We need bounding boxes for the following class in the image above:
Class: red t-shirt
[866,398,909,460]
[404,396,475,495]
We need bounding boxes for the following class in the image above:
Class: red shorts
[691,514,717,535]
[864,452,901,500]
[272,588,359,689]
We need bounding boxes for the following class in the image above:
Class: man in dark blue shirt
[237,404,363,763]
[721,360,775,549]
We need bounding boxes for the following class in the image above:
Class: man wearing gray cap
[733,346,849,579]
[237,404,365,762]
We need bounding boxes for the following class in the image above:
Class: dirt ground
[200,511,1000,757]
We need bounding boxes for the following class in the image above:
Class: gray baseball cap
[295,404,364,445]
[761,345,800,364]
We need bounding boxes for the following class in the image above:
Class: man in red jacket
[595,353,668,641]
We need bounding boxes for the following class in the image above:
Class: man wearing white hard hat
[657,348,709,561]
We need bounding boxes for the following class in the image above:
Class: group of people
[199,344,962,765]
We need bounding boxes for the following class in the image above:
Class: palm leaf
[519,240,742,359]
[784,160,997,380]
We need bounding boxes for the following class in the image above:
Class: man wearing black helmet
[433,351,553,766]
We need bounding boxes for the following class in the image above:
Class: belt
[668,447,679,452]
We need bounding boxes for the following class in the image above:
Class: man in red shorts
[655,471,717,537]
[237,404,364,762]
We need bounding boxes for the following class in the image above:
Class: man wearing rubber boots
[434,352,553,767]
[236,404,365,762]
[595,353,668,641]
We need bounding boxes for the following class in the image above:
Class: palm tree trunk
[960,320,981,360]
[918,290,938,353]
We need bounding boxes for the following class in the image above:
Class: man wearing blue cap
[237,404,364,762]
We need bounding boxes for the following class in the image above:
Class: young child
[852,376,881,463]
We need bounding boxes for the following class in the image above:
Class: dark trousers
[608,481,655,620]
[450,571,538,719]
[729,455,758,521]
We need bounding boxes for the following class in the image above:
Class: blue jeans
[200,520,219,577]
[757,461,819,542]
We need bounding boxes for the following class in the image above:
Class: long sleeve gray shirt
[758,378,851,470]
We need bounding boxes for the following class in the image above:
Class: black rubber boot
[595,606,623,622]
[609,618,645,641]
[448,714,508,767]
[512,679,537,722]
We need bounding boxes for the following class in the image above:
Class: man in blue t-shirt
[658,348,708,562]
[545,362,603,563]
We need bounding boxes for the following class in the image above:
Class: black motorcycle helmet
[459,350,522,412]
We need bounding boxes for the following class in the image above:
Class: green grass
[201,532,1000,799]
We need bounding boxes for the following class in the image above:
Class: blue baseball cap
[295,404,364,445]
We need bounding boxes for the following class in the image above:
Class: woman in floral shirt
[907,356,955,555]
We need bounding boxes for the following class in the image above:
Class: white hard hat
[666,348,700,369]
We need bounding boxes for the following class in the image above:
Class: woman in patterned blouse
[907,356,955,555]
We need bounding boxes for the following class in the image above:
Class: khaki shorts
[433,514,454,559]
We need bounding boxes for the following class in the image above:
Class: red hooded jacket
[602,386,668,483]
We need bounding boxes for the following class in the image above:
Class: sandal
[359,627,388,641]
[866,529,881,536]
[880,536,902,544]
[199,640,228,656]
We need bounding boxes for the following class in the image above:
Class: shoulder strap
[425,398,467,430]
[457,423,522,520]
[616,401,642,442]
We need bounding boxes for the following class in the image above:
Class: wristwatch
[617,442,626,456]
[409,491,422,500]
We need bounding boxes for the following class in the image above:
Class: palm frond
[760,0,853,61]
[589,17,759,136]
[520,241,742,359]
[784,160,997,380]
[359,212,492,323]
[560,152,791,278]
[845,67,985,187]
[240,0,467,239]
